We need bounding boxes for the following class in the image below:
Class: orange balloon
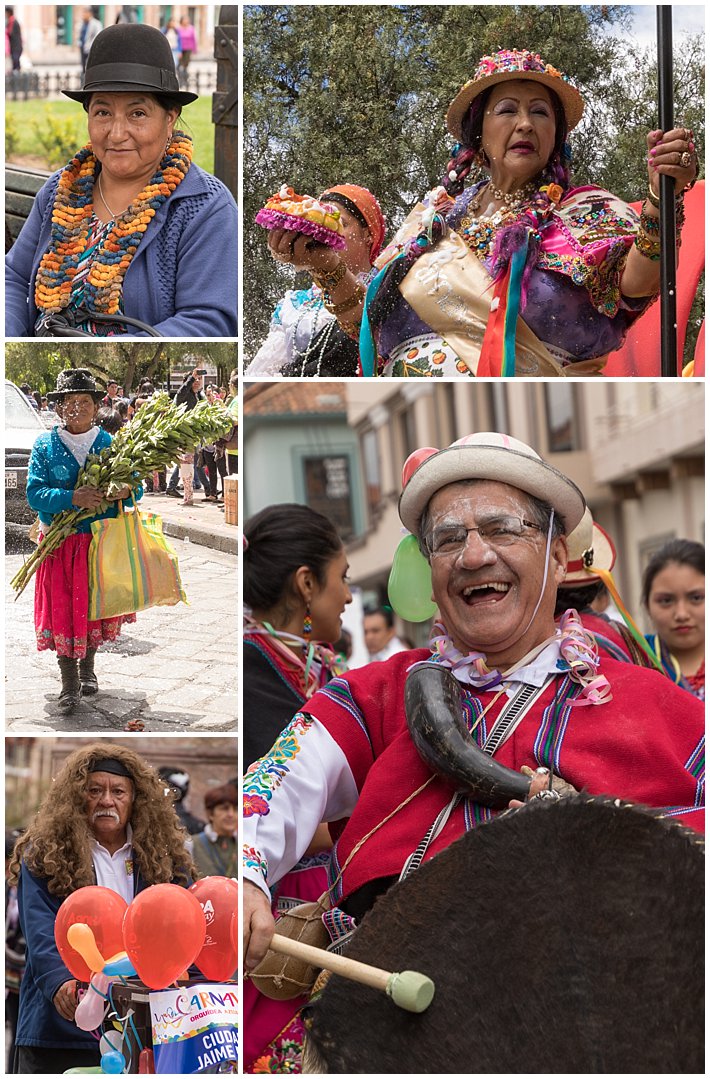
[54,886,128,982]
[123,885,206,990]
[189,877,238,981]
[66,923,107,974]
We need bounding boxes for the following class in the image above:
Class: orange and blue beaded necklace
[34,131,193,317]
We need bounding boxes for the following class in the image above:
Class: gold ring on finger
[680,151,691,168]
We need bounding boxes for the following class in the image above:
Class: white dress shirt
[90,823,135,905]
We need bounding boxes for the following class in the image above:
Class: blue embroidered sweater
[26,427,142,532]
[5,162,238,338]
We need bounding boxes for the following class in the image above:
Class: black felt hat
[62,23,198,106]
[47,368,104,402]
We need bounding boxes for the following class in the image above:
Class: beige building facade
[8,5,218,61]
[345,381,704,632]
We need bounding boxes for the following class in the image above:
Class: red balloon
[123,885,206,990]
[189,876,238,981]
[54,886,128,982]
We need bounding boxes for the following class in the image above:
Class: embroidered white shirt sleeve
[243,714,359,899]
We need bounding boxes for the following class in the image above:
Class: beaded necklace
[244,613,344,697]
[459,180,547,262]
[34,131,193,317]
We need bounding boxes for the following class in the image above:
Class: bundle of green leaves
[11,393,232,597]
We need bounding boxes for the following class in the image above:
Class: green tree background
[243,4,704,362]
[5,342,238,396]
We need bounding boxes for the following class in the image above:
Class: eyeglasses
[425,516,545,556]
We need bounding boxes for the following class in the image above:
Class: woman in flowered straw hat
[267,49,698,377]
[6,23,237,338]
[249,183,386,376]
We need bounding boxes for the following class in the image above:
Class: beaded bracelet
[634,230,661,261]
[339,315,363,340]
[639,208,660,234]
[313,260,347,293]
[324,283,366,317]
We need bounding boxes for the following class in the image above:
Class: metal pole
[656,5,678,377]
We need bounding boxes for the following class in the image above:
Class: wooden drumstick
[269,933,435,1013]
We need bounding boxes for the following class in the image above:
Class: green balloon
[388,535,438,622]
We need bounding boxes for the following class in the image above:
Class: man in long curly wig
[7,742,195,1075]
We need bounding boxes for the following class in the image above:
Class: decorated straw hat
[62,23,198,106]
[446,49,585,142]
[46,368,104,402]
[561,508,616,586]
[398,432,586,537]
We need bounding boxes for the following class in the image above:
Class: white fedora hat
[398,432,586,537]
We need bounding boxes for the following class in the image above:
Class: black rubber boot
[79,649,99,696]
[57,656,81,714]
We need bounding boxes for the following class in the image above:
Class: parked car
[39,407,60,429]
[6,380,44,525]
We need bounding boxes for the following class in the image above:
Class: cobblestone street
[5,538,237,733]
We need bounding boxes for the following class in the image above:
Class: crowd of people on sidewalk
[19,368,239,510]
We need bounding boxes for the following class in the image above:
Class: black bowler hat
[47,368,105,402]
[62,23,198,106]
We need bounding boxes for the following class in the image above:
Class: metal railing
[5,66,217,100]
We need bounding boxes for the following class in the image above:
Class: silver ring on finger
[679,150,691,168]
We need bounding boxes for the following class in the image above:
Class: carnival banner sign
[150,983,238,1073]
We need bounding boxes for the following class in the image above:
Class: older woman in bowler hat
[26,368,142,715]
[6,23,237,338]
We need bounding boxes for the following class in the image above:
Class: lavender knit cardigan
[5,163,238,338]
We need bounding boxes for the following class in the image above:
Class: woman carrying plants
[6,23,237,338]
[26,369,140,714]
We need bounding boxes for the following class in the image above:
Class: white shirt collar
[451,639,564,697]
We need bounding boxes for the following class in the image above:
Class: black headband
[322,192,369,231]
[88,757,133,779]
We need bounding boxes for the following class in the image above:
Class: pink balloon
[189,876,238,981]
[123,885,206,990]
[75,972,112,1031]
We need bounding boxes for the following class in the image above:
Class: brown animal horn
[405,662,531,807]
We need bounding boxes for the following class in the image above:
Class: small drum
[304,796,704,1074]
